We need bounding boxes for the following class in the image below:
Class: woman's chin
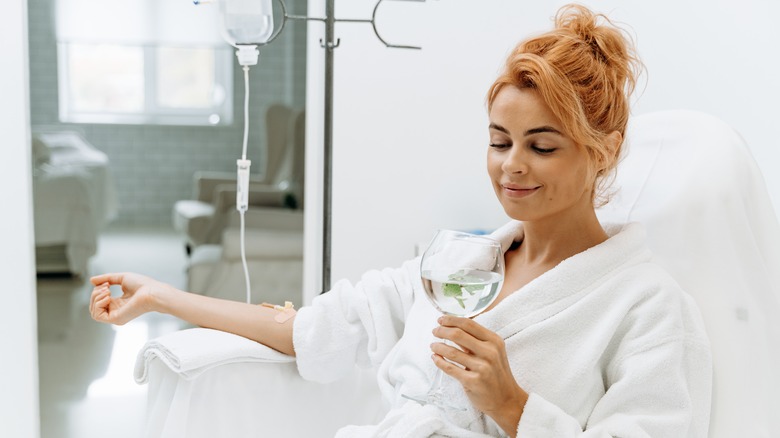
[501,206,536,222]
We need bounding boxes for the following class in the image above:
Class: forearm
[154,286,296,356]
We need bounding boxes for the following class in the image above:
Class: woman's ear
[605,130,623,155]
[591,130,623,180]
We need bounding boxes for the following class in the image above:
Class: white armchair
[173,104,304,251]
[137,110,780,437]
[172,173,297,250]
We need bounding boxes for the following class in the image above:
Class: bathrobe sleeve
[515,289,713,438]
[516,339,711,437]
[292,257,421,383]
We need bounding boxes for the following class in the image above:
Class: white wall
[302,0,779,295]
[0,0,40,436]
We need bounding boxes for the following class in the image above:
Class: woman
[90,5,712,437]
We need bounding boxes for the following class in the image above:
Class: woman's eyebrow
[524,126,563,136]
[489,123,563,137]
[488,122,509,134]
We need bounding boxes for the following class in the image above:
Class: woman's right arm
[89,272,296,356]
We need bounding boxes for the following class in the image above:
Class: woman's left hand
[432,315,528,434]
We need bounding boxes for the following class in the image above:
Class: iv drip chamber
[220,0,274,46]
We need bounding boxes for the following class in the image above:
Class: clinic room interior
[2,1,780,437]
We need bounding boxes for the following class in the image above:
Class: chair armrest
[139,328,386,437]
[193,171,271,203]
[226,207,304,230]
[211,183,291,213]
[135,328,293,383]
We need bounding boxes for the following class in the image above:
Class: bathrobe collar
[476,221,652,338]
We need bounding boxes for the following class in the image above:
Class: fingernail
[438,316,444,324]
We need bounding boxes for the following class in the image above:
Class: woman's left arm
[432,315,529,437]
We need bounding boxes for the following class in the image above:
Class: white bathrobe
[293,222,712,437]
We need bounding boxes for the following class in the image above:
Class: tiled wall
[27,0,308,227]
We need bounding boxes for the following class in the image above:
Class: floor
[37,227,188,438]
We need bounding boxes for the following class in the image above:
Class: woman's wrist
[149,282,179,315]
[489,386,528,438]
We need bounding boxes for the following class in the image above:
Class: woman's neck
[516,205,608,267]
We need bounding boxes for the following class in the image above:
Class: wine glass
[403,229,505,410]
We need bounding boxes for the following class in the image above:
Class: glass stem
[427,337,454,398]
[428,367,445,394]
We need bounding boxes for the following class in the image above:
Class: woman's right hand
[89,272,171,325]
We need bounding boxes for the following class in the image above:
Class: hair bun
[555,4,627,67]
[556,4,599,39]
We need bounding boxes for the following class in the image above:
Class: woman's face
[487,86,595,223]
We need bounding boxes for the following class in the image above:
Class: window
[58,43,232,126]
[55,0,232,126]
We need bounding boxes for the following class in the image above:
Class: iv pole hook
[370,0,425,50]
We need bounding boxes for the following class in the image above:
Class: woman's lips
[502,185,540,198]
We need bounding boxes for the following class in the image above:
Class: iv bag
[220,0,274,45]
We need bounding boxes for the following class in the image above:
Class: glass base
[401,389,468,411]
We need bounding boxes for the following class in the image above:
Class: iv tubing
[240,209,251,303]
[242,65,250,160]
[239,64,252,303]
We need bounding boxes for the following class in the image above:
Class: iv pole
[260,0,424,292]
[322,0,337,295]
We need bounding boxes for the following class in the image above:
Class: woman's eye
[532,145,557,154]
[489,143,511,149]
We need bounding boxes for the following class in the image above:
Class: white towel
[134,327,294,383]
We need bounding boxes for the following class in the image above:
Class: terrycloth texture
[293,221,712,437]
[135,328,293,383]
[335,403,493,438]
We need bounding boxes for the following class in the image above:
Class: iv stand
[257,0,425,293]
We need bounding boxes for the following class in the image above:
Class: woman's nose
[501,147,529,174]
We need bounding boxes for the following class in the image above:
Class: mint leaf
[442,283,463,297]
[454,297,466,309]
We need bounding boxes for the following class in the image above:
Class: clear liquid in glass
[422,268,503,317]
